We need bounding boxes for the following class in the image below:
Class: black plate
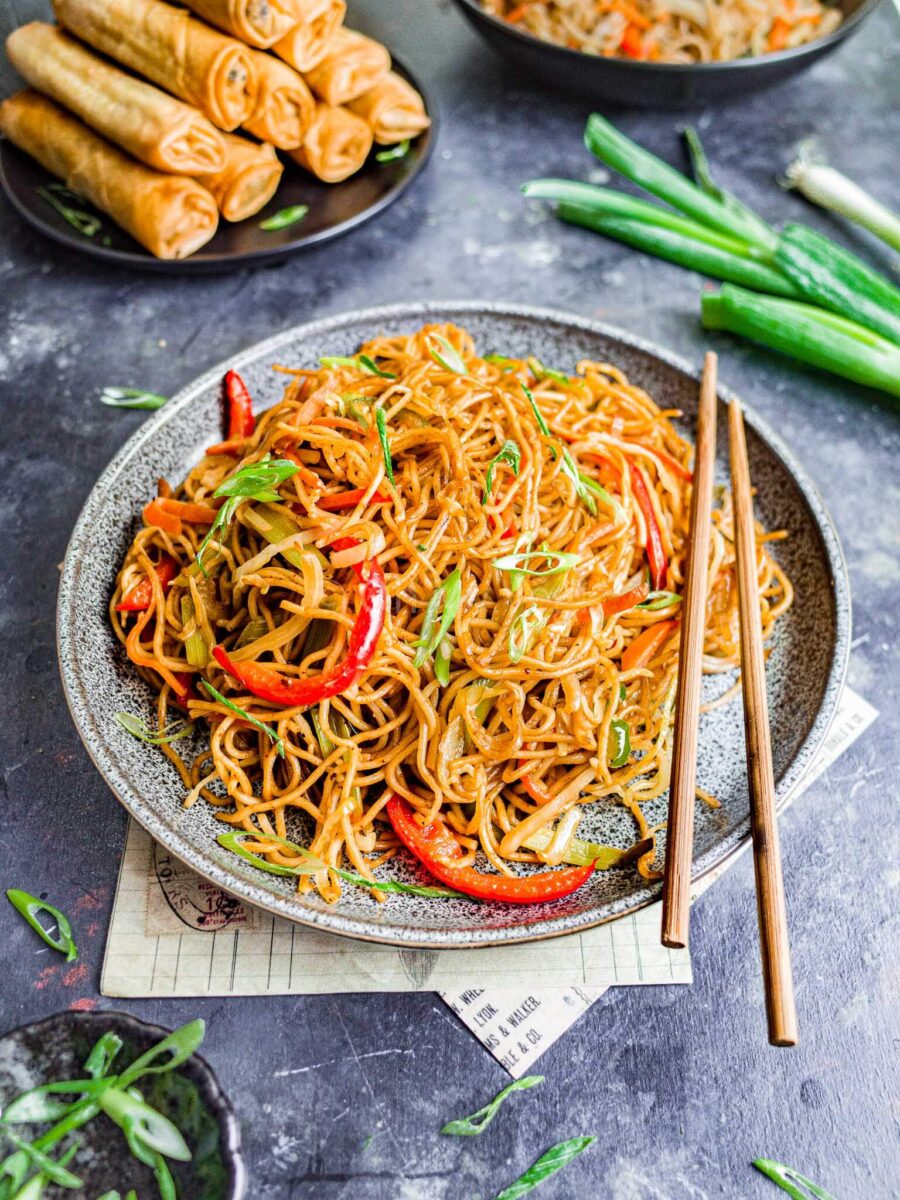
[450,0,881,107]
[0,56,434,273]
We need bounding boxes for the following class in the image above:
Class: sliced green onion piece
[508,605,545,664]
[493,540,579,593]
[99,387,168,410]
[482,439,521,503]
[522,385,610,515]
[6,890,77,963]
[484,353,513,364]
[98,1090,190,1162]
[181,595,209,668]
[3,1135,82,1189]
[234,615,270,649]
[412,568,462,670]
[427,334,467,375]
[375,139,410,163]
[527,357,570,385]
[319,354,395,378]
[242,502,306,569]
[608,718,631,768]
[200,680,285,757]
[491,1136,596,1200]
[196,456,299,572]
[522,826,641,869]
[441,1076,544,1136]
[116,1020,206,1089]
[115,712,194,746]
[358,354,396,378]
[1,1078,112,1124]
[258,204,308,231]
[434,638,453,686]
[83,1033,123,1080]
[375,406,395,485]
[36,185,101,237]
[637,591,682,610]
[752,1158,838,1200]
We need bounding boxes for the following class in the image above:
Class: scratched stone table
[1,1,898,1196]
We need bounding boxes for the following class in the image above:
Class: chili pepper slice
[143,498,182,536]
[212,538,386,708]
[621,619,678,673]
[223,369,255,440]
[205,437,248,457]
[385,795,595,903]
[115,556,177,612]
[629,463,668,590]
[316,487,390,512]
[602,577,650,619]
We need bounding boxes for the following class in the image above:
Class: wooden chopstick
[661,352,718,950]
[729,399,799,1047]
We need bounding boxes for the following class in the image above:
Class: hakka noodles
[112,324,792,905]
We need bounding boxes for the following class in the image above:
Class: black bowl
[0,1010,246,1199]
[450,0,881,107]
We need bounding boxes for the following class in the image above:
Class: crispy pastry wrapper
[347,71,430,145]
[273,0,345,72]
[196,132,283,220]
[303,27,390,107]
[179,0,305,49]
[243,50,315,149]
[0,90,219,259]
[53,0,258,131]
[6,23,225,174]
[288,102,372,183]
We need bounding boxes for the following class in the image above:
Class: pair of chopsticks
[660,352,798,1047]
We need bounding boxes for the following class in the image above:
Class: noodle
[112,323,792,903]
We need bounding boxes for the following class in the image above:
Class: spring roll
[272,0,346,73]
[53,0,258,132]
[242,50,315,149]
[195,133,283,220]
[347,72,430,145]
[0,91,218,259]
[5,24,225,175]
[288,104,372,183]
[303,28,390,107]
[179,0,304,49]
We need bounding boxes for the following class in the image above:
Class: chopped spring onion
[522,826,644,869]
[412,568,462,673]
[522,385,618,516]
[99,386,168,410]
[258,204,308,231]
[116,1020,206,1088]
[783,141,900,253]
[320,355,396,379]
[199,680,285,757]
[180,595,209,668]
[702,284,900,399]
[483,439,521,503]
[427,334,468,375]
[195,455,299,572]
[235,615,270,649]
[440,1076,544,1136]
[637,591,682,610]
[527,357,570,385]
[3,1133,82,1189]
[6,889,78,963]
[359,354,396,378]
[217,831,463,898]
[376,139,410,163]
[98,1089,191,1162]
[608,718,631,768]
[493,538,579,593]
[434,638,453,686]
[375,406,395,485]
[36,185,102,238]
[508,605,545,663]
[491,1136,596,1200]
[115,712,194,746]
[242,503,307,569]
[752,1158,838,1200]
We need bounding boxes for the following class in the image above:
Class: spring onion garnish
[427,334,467,375]
[527,357,570,385]
[199,680,285,757]
[3,1133,83,1189]
[99,386,169,410]
[783,139,900,253]
[195,455,299,572]
[608,718,631,768]
[434,638,453,687]
[482,439,521,503]
[491,1136,596,1200]
[6,890,78,963]
[217,831,463,898]
[115,712,194,746]
[440,1076,544,1136]
[36,185,102,238]
[522,385,618,516]
[508,605,545,664]
[258,204,309,231]
[376,138,410,163]
[493,537,579,593]
[98,1090,191,1162]
[413,569,462,675]
[682,125,774,242]
[753,1159,838,1199]
[637,591,682,610]
[180,595,210,667]
[375,405,395,485]
[319,354,396,379]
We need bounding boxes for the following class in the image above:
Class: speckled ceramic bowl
[57,302,850,948]
[0,1010,246,1198]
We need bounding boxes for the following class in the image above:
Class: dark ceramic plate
[450,0,881,107]
[0,58,434,274]
[0,1010,245,1198]
[57,302,850,948]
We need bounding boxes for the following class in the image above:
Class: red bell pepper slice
[212,538,386,708]
[115,556,177,612]
[385,795,595,904]
[316,487,390,512]
[629,464,668,590]
[223,369,255,440]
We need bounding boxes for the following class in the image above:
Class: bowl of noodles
[57,302,849,948]
[450,0,880,106]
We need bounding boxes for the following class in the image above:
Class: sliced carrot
[505,3,529,22]
[619,24,646,57]
[767,17,790,50]
[143,499,182,537]
[650,447,693,481]
[316,487,390,511]
[602,578,650,619]
[205,437,247,457]
[621,619,678,673]
[156,497,218,524]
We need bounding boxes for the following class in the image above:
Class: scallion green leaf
[412,568,462,671]
[115,712,194,746]
[491,1136,596,1199]
[258,204,308,231]
[637,591,682,610]
[195,455,299,572]
[483,439,521,503]
[199,680,285,757]
[36,185,101,238]
[608,718,631,768]
[427,334,467,375]
[6,890,77,963]
[376,139,410,163]
[3,1135,82,1189]
[752,1159,838,1200]
[375,406,395,485]
[99,387,168,410]
[441,1076,544,1136]
[493,538,579,593]
[527,357,570,385]
[508,605,545,664]
[98,1090,190,1163]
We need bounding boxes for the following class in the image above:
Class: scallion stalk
[180,595,209,668]
[783,145,900,253]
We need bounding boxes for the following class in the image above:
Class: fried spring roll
[5,24,225,175]
[179,0,304,49]
[0,91,218,259]
[196,132,283,220]
[273,0,346,73]
[53,0,258,131]
[288,104,372,183]
[347,71,430,145]
[242,50,315,149]
[303,28,390,107]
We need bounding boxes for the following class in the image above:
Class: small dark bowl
[0,1010,246,1199]
[450,0,881,107]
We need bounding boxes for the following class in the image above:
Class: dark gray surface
[1,1,897,1197]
